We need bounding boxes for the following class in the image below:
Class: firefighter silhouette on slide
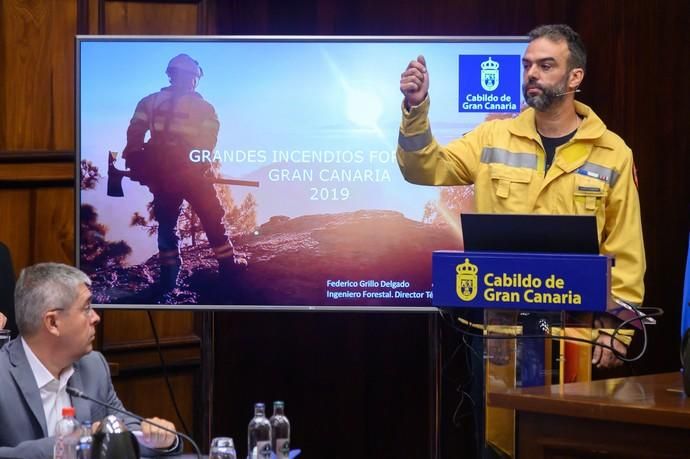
[122,53,248,291]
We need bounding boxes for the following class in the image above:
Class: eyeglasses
[48,304,95,317]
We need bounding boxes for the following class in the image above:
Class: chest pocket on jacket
[573,175,607,214]
[489,164,533,211]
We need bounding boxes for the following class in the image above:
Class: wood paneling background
[0,154,74,273]
[0,1,76,150]
[0,0,211,450]
[1,0,688,458]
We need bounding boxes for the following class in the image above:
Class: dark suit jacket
[0,339,181,459]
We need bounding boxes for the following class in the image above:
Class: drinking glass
[209,436,236,459]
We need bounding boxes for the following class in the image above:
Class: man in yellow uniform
[398,24,645,368]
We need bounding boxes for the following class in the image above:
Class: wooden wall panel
[0,188,34,274]
[0,161,73,182]
[212,311,434,458]
[1,0,212,451]
[102,310,197,345]
[0,0,76,151]
[104,341,200,369]
[87,0,100,35]
[102,1,199,34]
[611,1,690,376]
[32,187,75,264]
[0,158,74,271]
[112,371,196,434]
[97,307,201,452]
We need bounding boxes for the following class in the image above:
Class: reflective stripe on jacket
[397,98,645,305]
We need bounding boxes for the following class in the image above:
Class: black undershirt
[540,128,577,173]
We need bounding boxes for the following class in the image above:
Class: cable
[438,305,664,456]
[438,312,481,456]
[441,341,464,376]
[146,310,192,437]
[437,307,664,363]
[438,307,667,458]
[451,388,476,427]
[609,306,663,363]
[462,332,482,362]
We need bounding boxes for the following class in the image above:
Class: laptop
[461,213,599,254]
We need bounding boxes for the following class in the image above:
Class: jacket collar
[7,338,48,436]
[67,365,91,424]
[7,338,91,432]
[508,101,613,148]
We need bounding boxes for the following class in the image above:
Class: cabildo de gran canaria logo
[456,258,479,301]
[481,57,500,91]
[454,258,585,305]
[458,54,520,113]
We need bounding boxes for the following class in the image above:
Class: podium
[432,251,613,458]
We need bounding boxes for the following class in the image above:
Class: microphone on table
[67,386,202,459]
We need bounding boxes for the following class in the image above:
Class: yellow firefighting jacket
[397,98,645,306]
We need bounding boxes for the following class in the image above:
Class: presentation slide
[78,37,527,307]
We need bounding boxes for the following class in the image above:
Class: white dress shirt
[21,338,179,452]
[21,338,75,436]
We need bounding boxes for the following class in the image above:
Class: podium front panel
[432,251,610,312]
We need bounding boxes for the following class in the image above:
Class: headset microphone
[555,89,582,97]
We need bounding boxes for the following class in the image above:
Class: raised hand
[400,55,429,108]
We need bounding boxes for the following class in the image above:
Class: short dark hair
[528,24,587,72]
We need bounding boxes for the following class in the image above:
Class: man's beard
[522,76,568,111]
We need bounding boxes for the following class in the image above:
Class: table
[488,372,690,458]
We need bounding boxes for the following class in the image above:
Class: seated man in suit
[0,262,181,459]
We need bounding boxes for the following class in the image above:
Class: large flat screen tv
[77,36,528,310]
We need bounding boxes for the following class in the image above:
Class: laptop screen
[461,213,599,254]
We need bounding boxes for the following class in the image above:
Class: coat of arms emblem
[456,258,479,301]
[481,57,500,91]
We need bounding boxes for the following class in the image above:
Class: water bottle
[53,407,81,459]
[247,403,272,459]
[269,401,290,459]
[77,421,93,459]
